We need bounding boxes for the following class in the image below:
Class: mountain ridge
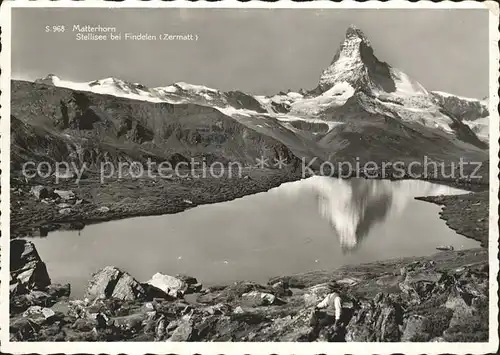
[13,25,488,174]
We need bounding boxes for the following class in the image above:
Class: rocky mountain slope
[12,25,488,173]
[431,91,489,142]
[11,81,309,172]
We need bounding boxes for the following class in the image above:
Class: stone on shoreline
[146,273,201,298]
[85,266,147,301]
[10,239,51,292]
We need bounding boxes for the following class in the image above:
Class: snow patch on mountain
[463,116,489,141]
[37,75,169,103]
[290,82,355,116]
[389,68,429,97]
[374,97,455,133]
[432,90,487,104]
[153,85,178,94]
[174,81,219,94]
[217,106,262,118]
[430,90,489,142]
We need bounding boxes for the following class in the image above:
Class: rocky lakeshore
[416,191,489,247]
[10,168,302,239]
[10,239,488,342]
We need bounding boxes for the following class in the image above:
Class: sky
[11,8,489,98]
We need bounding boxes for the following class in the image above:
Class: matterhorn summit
[318,25,428,99]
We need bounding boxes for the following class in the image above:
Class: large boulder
[241,291,276,307]
[398,269,444,304]
[85,266,146,301]
[146,273,201,298]
[10,239,51,292]
[345,293,403,342]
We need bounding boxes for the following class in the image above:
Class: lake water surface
[31,177,479,297]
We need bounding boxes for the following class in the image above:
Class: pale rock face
[319,25,370,92]
[147,273,187,298]
[145,273,202,298]
[84,266,146,301]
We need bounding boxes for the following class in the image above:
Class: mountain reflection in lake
[32,177,479,297]
[280,177,468,251]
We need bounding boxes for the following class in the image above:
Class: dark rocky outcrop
[345,293,403,342]
[10,239,51,292]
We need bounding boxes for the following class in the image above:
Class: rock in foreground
[10,239,51,292]
[9,241,489,342]
[85,266,147,301]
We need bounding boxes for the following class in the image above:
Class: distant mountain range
[12,25,488,172]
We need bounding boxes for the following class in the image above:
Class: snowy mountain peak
[318,25,389,93]
[318,25,433,104]
[345,24,370,45]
